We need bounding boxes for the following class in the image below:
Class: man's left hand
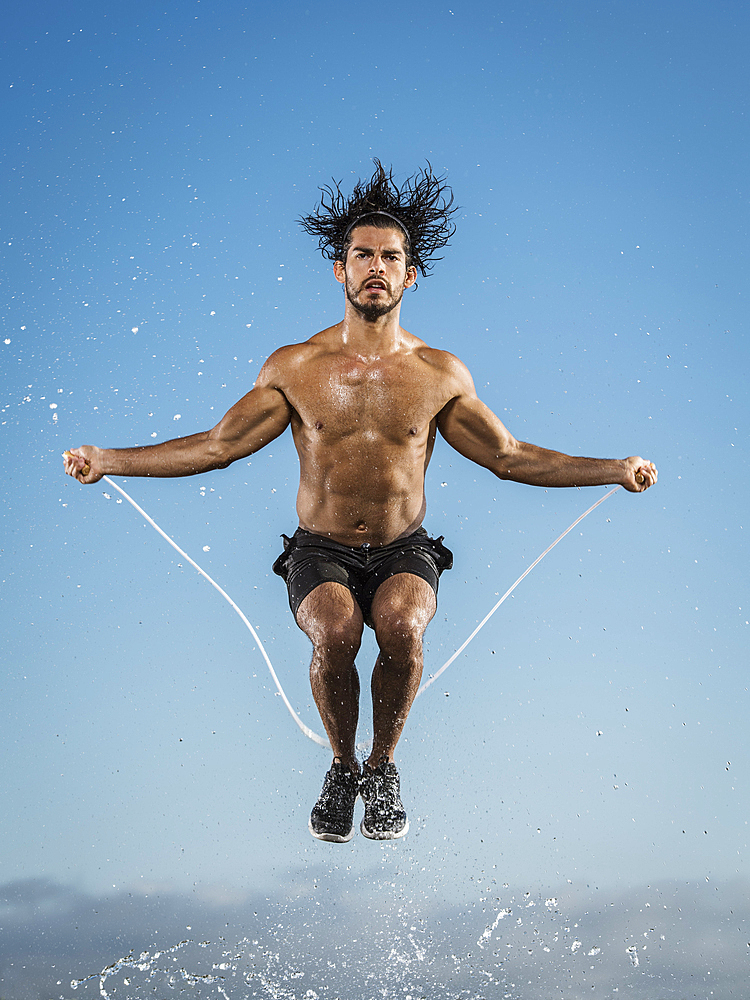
[623,457,658,492]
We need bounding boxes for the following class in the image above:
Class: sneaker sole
[360,817,410,841]
[308,817,355,843]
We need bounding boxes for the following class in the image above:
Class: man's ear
[333,260,346,285]
[404,265,418,288]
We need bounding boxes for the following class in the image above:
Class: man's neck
[338,301,406,357]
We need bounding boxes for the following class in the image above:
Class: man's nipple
[314,420,324,431]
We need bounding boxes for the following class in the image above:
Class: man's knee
[371,577,436,660]
[375,605,426,643]
[297,583,364,657]
[372,573,437,642]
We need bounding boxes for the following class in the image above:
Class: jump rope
[91,471,625,751]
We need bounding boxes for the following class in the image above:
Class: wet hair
[298,159,458,277]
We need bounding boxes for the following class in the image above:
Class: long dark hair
[298,159,458,277]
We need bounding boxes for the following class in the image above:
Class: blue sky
[2,1,748,995]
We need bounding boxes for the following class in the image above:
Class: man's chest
[287,357,446,438]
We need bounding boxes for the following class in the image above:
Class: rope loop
[100,477,622,749]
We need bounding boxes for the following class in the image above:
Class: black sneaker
[308,760,359,843]
[359,759,409,840]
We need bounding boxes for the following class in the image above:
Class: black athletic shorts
[272,527,453,629]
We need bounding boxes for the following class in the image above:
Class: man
[63,162,657,845]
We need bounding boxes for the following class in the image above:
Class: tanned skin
[64,225,657,773]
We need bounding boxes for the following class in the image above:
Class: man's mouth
[364,280,387,292]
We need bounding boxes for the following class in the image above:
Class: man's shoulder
[413,342,473,383]
[258,328,338,380]
[272,327,338,359]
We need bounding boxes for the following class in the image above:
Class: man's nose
[369,256,386,273]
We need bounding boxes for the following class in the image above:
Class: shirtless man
[63,162,657,844]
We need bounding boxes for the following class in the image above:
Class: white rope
[99,477,621,748]
[102,476,329,747]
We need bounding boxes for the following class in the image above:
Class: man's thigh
[362,530,450,627]
[274,530,362,624]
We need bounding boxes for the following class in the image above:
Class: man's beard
[345,275,405,321]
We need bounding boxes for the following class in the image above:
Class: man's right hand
[63,447,103,484]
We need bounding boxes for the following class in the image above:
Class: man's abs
[294,462,428,546]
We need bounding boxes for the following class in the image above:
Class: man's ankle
[332,755,360,775]
[364,754,393,771]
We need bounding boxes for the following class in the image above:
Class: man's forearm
[97,431,229,478]
[497,441,628,488]
[65,384,293,485]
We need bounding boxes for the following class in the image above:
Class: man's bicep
[209,385,292,461]
[437,393,517,473]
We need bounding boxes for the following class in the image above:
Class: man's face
[334,225,417,321]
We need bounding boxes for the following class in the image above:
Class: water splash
[71,939,226,998]
[13,877,747,999]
